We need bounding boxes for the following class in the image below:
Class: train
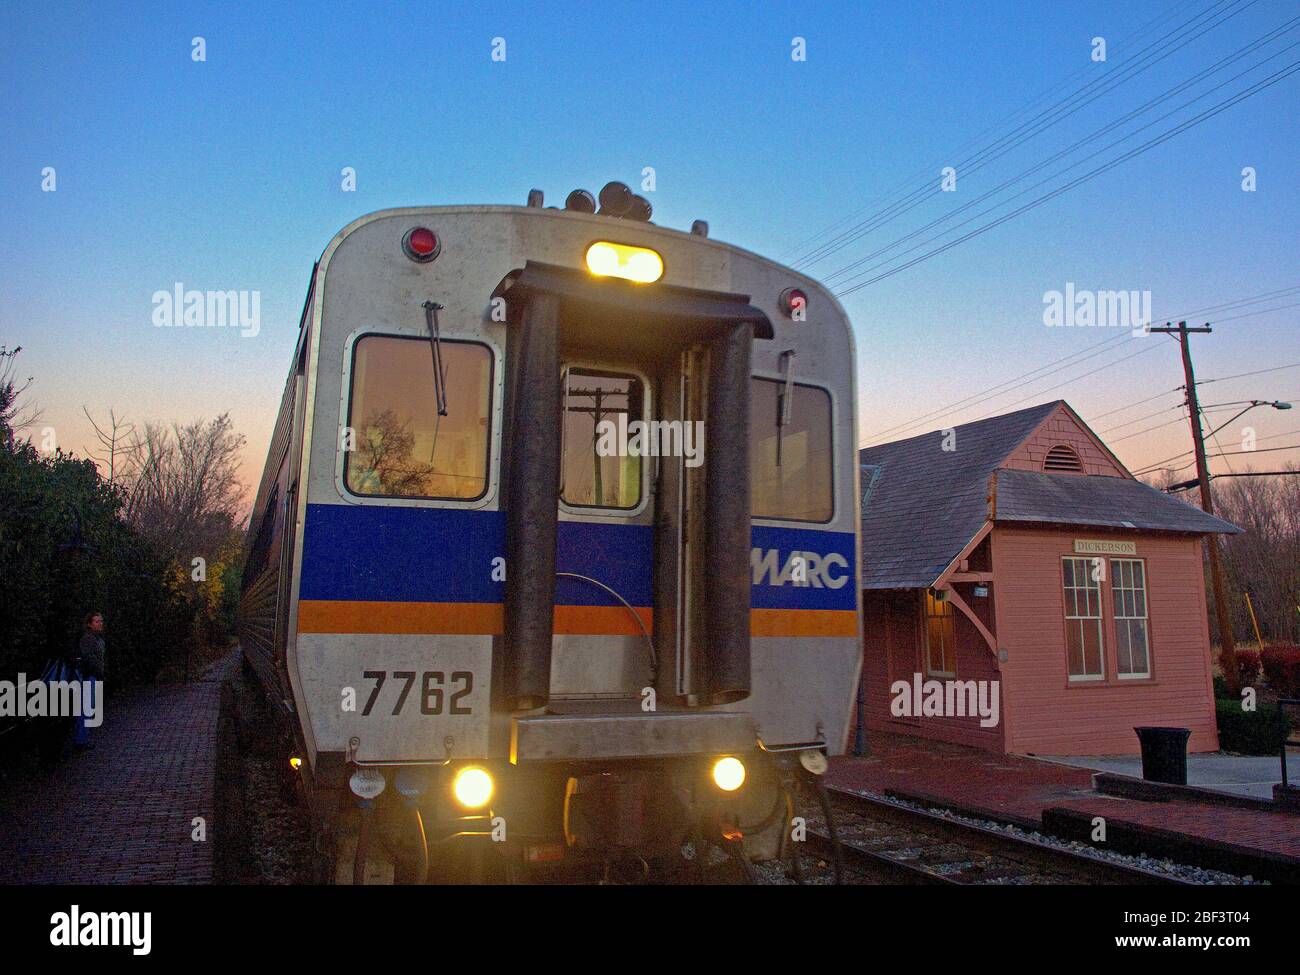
[238,182,862,882]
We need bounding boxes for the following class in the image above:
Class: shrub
[0,439,190,687]
[1261,645,1300,699]
[1215,698,1291,755]
[1235,648,1262,687]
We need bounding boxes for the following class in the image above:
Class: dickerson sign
[1073,539,1137,555]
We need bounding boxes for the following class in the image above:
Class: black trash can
[1134,726,1192,785]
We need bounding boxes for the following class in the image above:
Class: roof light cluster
[531,181,653,222]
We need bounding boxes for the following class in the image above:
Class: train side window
[750,378,833,522]
[344,334,492,501]
[561,368,643,509]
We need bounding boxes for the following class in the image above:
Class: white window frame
[1111,557,1151,679]
[1062,556,1105,681]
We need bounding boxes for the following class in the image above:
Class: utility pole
[566,386,630,507]
[1150,321,1238,693]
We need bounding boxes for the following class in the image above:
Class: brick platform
[831,732,1300,871]
[0,677,223,884]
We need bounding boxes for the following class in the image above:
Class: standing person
[72,612,106,748]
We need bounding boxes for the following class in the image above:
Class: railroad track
[793,786,1190,885]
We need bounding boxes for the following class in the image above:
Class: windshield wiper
[422,300,449,417]
[777,348,797,466]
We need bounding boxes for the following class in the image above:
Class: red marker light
[779,287,808,320]
[402,227,441,263]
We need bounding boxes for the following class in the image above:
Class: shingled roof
[858,400,1239,590]
[994,468,1241,534]
[858,402,1060,589]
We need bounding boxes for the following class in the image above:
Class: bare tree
[1215,465,1300,644]
[354,409,439,495]
[0,345,41,444]
[82,406,141,485]
[120,414,246,566]
[1140,467,1185,492]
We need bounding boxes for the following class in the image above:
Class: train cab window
[561,368,643,509]
[345,334,492,500]
[750,378,833,522]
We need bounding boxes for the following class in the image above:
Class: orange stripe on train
[297,600,855,637]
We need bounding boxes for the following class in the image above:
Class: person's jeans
[73,676,97,746]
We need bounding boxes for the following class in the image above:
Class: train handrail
[556,571,657,681]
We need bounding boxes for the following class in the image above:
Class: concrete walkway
[1046,751,1297,800]
[0,671,225,884]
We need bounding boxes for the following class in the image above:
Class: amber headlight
[452,767,494,809]
[711,756,746,792]
[584,241,664,283]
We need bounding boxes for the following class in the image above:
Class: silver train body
[239,199,862,879]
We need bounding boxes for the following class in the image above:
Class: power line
[780,1,1196,262]
[967,340,1169,424]
[1131,427,1300,475]
[1089,387,1184,423]
[1166,469,1300,490]
[1202,300,1300,323]
[860,287,1300,446]
[1103,404,1239,442]
[1176,284,1300,316]
[1197,360,1300,385]
[861,331,1135,446]
[823,13,1298,285]
[833,54,1300,296]
[1210,443,1300,458]
[795,0,1250,268]
[1098,403,1183,434]
[798,0,1263,270]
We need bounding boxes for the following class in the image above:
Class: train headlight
[585,241,663,283]
[452,767,494,809]
[711,756,746,792]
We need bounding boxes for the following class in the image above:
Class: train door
[493,262,768,713]
[550,361,656,701]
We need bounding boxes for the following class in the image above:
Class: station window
[344,334,492,501]
[923,589,957,677]
[751,378,833,522]
[561,368,643,509]
[1062,557,1104,680]
[1111,558,1151,678]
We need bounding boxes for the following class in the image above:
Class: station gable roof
[858,401,1238,590]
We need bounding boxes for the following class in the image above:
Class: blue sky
[2,0,1297,499]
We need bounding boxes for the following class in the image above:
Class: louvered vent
[1043,444,1084,473]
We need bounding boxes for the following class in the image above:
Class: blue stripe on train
[299,504,856,610]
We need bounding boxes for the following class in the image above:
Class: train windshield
[344,333,493,500]
[750,377,833,522]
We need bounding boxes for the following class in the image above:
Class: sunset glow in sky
[3,1,1296,511]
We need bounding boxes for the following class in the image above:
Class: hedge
[1261,645,1300,699]
[0,439,190,686]
[1214,698,1291,755]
